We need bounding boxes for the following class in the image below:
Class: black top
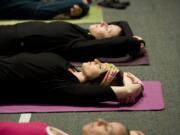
[0,53,117,104]
[0,21,144,61]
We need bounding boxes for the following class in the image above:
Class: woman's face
[81,59,107,80]
[82,119,129,135]
[89,22,122,39]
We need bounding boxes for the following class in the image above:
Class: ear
[130,130,145,135]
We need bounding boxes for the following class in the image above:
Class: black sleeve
[64,36,142,59]
[65,36,130,58]
[0,25,22,55]
[44,83,118,103]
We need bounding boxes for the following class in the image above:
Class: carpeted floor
[0,0,180,135]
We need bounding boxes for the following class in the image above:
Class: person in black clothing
[0,21,145,61]
[0,0,90,19]
[0,52,143,104]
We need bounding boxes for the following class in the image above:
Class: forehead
[94,60,108,71]
[109,24,121,31]
[109,24,120,28]
[110,122,128,134]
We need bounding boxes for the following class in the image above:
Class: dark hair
[89,70,124,86]
[110,71,124,86]
[88,71,107,85]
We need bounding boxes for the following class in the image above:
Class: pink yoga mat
[0,81,164,113]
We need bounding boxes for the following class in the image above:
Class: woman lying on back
[0,21,145,61]
[0,52,143,104]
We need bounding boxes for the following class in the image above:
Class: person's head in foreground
[83,119,145,135]
[88,21,123,39]
[0,119,144,135]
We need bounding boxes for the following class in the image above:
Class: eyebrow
[99,64,102,69]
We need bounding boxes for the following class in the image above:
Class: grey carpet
[1,0,180,135]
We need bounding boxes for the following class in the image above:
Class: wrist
[111,86,128,101]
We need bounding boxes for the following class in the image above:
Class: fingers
[83,0,92,4]
[120,72,144,104]
[140,42,145,48]
[129,73,144,91]
[127,72,143,85]
[125,97,135,104]
[126,74,137,84]
[130,130,145,135]
[123,72,133,86]
[70,4,83,17]
[120,96,136,105]
[123,72,144,92]
[133,35,143,40]
[83,0,88,4]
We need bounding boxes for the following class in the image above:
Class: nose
[100,21,108,27]
[97,119,108,126]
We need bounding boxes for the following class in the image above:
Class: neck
[68,68,86,83]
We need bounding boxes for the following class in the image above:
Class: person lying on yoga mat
[0,0,90,19]
[0,119,145,135]
[0,52,143,104]
[0,21,145,61]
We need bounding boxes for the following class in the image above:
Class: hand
[83,0,92,4]
[70,4,83,17]
[112,72,144,104]
[119,83,143,104]
[53,4,83,20]
[123,72,133,86]
[126,72,143,86]
[119,72,144,104]
[124,72,143,87]
[132,35,145,56]
[133,35,143,40]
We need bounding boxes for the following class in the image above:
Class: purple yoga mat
[0,81,164,113]
[72,50,149,67]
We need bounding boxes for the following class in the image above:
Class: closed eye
[99,65,102,69]
[104,124,113,133]
[108,29,112,33]
[107,27,112,33]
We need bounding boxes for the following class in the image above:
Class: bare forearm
[110,83,143,104]
[110,86,127,101]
